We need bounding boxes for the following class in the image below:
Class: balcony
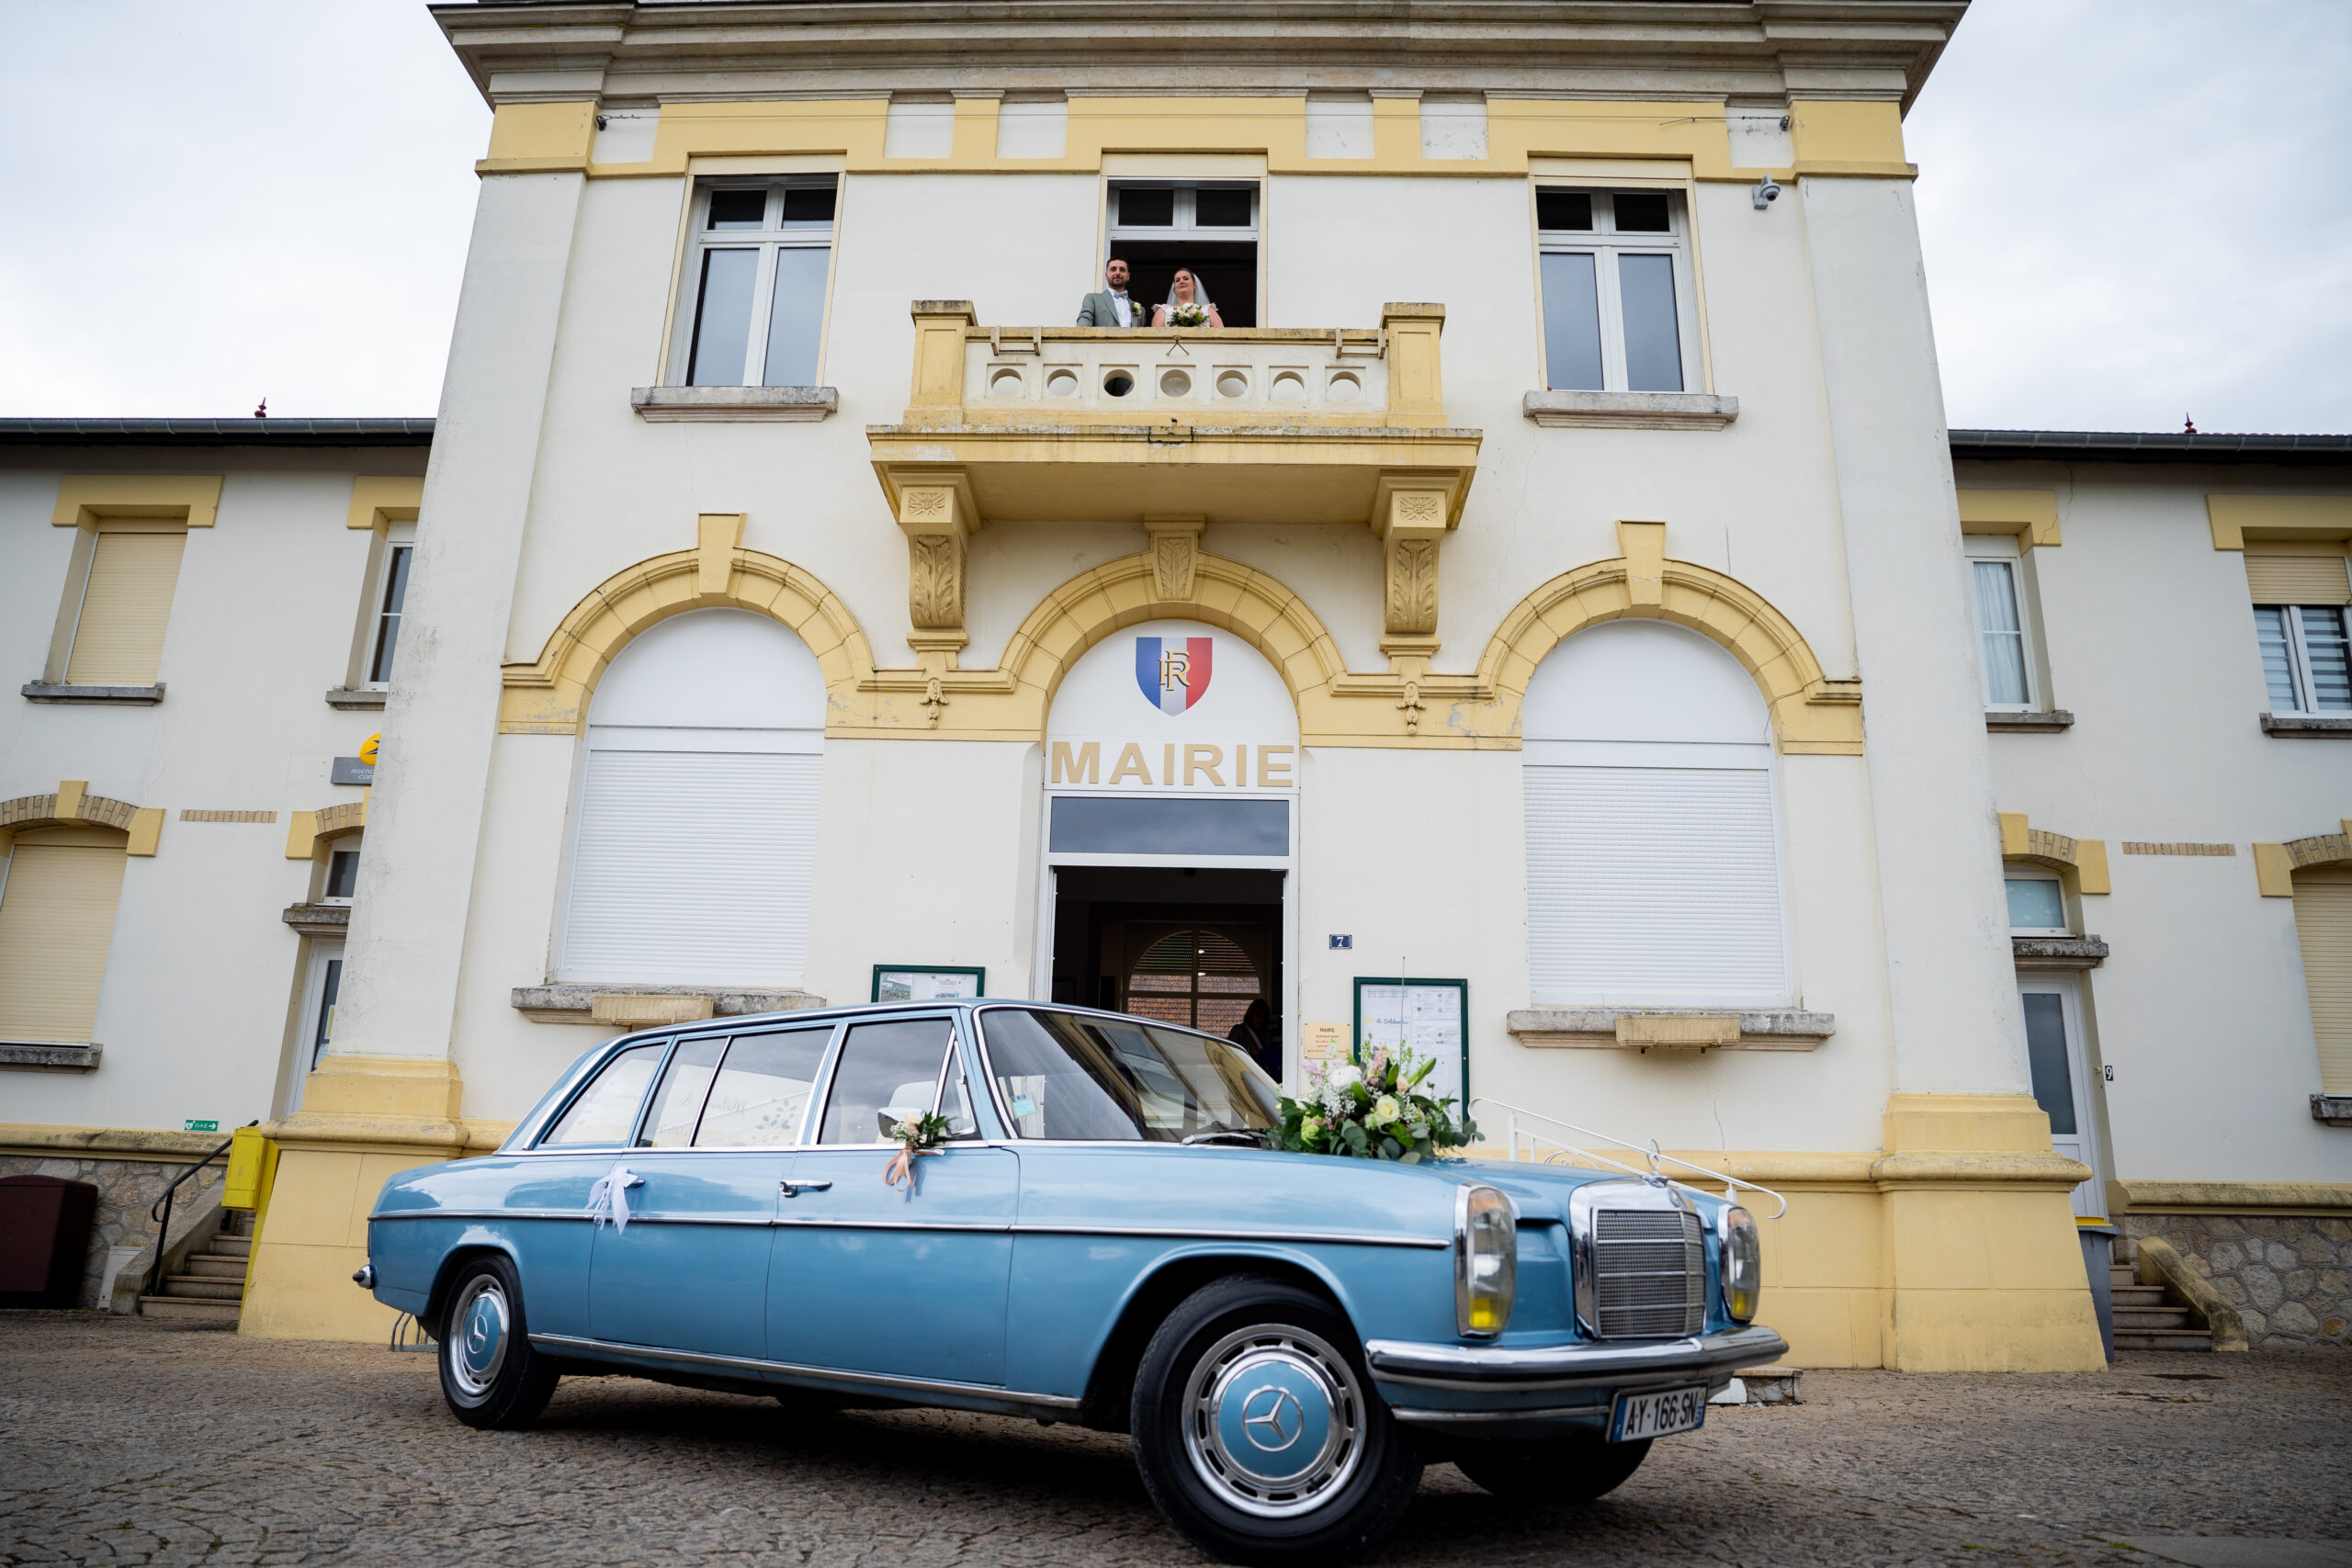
[866,301,1480,533]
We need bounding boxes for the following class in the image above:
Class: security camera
[1752,175,1781,209]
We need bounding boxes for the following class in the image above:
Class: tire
[1453,1434,1650,1503]
[1131,1274,1422,1564]
[437,1254,560,1430]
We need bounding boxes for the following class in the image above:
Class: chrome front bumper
[1365,1324,1788,1432]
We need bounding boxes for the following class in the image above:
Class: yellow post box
[222,1126,278,1212]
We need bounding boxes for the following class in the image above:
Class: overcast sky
[3,1,2346,434]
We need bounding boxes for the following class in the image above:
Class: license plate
[1608,1385,1707,1442]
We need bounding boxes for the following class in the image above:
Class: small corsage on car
[883,1110,949,1194]
[1273,1047,1478,1162]
[1169,302,1209,327]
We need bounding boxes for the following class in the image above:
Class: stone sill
[2315,1095,2352,1127]
[2261,712,2352,738]
[282,902,351,938]
[324,687,387,710]
[1507,1008,1832,1052]
[2013,935,2109,970]
[514,984,826,1026]
[1987,709,2075,732]
[22,682,164,705]
[1,1042,102,1072]
[632,386,837,423]
[2115,1178,2352,1212]
[1522,390,1738,431]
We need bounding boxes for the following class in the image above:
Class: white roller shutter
[0,840,130,1042]
[2293,870,2352,1094]
[1524,763,1788,1005]
[558,748,820,987]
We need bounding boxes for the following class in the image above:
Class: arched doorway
[1039,618,1299,1077]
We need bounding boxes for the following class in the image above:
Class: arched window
[1521,619,1789,1006]
[0,825,130,1043]
[557,609,824,987]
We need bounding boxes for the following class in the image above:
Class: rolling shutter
[1524,763,1787,1004]
[558,748,820,987]
[2244,553,2351,606]
[2293,870,2352,1094]
[0,837,130,1043]
[65,530,187,685]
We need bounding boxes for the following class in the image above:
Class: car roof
[604,998,1221,1054]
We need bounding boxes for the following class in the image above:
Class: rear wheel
[1131,1275,1421,1564]
[437,1255,560,1430]
[1452,1434,1650,1502]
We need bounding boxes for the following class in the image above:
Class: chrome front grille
[1591,1208,1706,1338]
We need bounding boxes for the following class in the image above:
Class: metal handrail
[1469,1097,1789,1220]
[143,1121,257,1303]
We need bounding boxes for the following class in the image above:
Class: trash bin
[2077,1222,2120,1362]
[0,1175,100,1308]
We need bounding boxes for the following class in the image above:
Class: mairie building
[2,0,2346,1362]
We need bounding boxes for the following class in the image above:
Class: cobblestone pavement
[3,1313,2346,1567]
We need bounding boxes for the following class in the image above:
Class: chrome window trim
[805,1010,962,1147]
[368,1206,1442,1247]
[528,1331,1083,1415]
[968,1002,1275,1145]
[529,1035,676,1154]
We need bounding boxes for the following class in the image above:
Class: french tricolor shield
[1136,637,1214,714]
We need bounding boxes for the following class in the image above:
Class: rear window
[979,1009,1278,1141]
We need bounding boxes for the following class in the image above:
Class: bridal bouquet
[1272,1048,1477,1163]
[1170,303,1209,327]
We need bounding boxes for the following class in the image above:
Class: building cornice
[0,418,435,449]
[430,0,1964,108]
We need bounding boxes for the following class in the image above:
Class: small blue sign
[1329,934,1353,950]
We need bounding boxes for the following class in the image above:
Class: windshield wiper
[1181,1129,1266,1147]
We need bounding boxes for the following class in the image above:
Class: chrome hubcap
[447,1277,510,1400]
[1182,1324,1363,1517]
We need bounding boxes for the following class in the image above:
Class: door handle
[779,1179,833,1198]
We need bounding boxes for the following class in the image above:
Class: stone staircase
[140,1207,251,1325]
[2111,1244,2212,1352]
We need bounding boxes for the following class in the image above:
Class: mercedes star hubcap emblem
[1239,1384,1305,1452]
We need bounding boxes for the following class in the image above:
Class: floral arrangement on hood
[1272,1047,1477,1163]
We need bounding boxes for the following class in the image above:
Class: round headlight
[1717,1204,1761,1323]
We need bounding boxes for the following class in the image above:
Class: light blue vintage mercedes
[358,1002,1781,1562]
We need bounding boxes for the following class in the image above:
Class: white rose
[1326,1064,1363,1089]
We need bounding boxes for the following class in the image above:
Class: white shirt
[1111,290,1133,328]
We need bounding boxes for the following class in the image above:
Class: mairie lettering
[1052,741,1295,788]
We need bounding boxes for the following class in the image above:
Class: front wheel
[1131,1275,1422,1564]
[437,1255,560,1430]
[1452,1433,1650,1502]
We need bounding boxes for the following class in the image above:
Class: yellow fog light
[1718,1204,1761,1323]
[1454,1184,1517,1338]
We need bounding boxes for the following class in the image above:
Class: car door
[507,1037,673,1340]
[766,1012,1018,1386]
[586,1030,808,1359]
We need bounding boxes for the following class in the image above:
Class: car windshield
[979,1008,1280,1141]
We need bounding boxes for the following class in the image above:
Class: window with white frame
[321,842,361,905]
[2004,869,2068,936]
[2254,604,2351,714]
[1534,189,1695,393]
[1964,537,2038,710]
[1105,181,1260,326]
[365,525,413,690]
[672,178,838,389]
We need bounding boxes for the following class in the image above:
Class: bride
[1151,267,1224,329]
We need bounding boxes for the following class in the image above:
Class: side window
[321,842,362,903]
[1535,189,1692,393]
[2005,870,2068,935]
[673,178,838,389]
[539,1042,667,1147]
[1966,546,2036,709]
[63,525,188,688]
[638,1035,729,1148]
[695,1027,833,1146]
[365,525,414,690]
[2244,549,2350,715]
[816,1018,955,1145]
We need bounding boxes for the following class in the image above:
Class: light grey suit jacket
[1077,289,1145,328]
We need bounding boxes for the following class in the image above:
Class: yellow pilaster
[240,1055,470,1342]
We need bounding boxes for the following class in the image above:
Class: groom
[1076,257,1144,328]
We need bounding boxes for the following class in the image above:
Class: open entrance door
[1049,866,1283,1075]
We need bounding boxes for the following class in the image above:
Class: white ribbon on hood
[586,1166,646,1232]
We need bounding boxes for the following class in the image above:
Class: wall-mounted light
[1752,175,1781,210]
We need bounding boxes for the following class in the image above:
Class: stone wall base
[0,1153,225,1309]
[2120,1214,2352,1347]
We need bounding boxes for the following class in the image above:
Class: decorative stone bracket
[886,468,978,712]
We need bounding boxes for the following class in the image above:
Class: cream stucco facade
[5,0,2342,1364]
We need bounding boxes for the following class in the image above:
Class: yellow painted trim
[285,798,366,861]
[477,100,596,175]
[1462,551,1863,756]
[125,807,163,857]
[346,476,424,533]
[2075,838,2109,897]
[502,541,877,737]
[2000,812,2108,897]
[284,810,318,862]
[0,785,156,850]
[2206,493,2352,550]
[1957,489,2061,550]
[51,474,221,530]
[2254,842,2295,896]
[589,96,1820,183]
